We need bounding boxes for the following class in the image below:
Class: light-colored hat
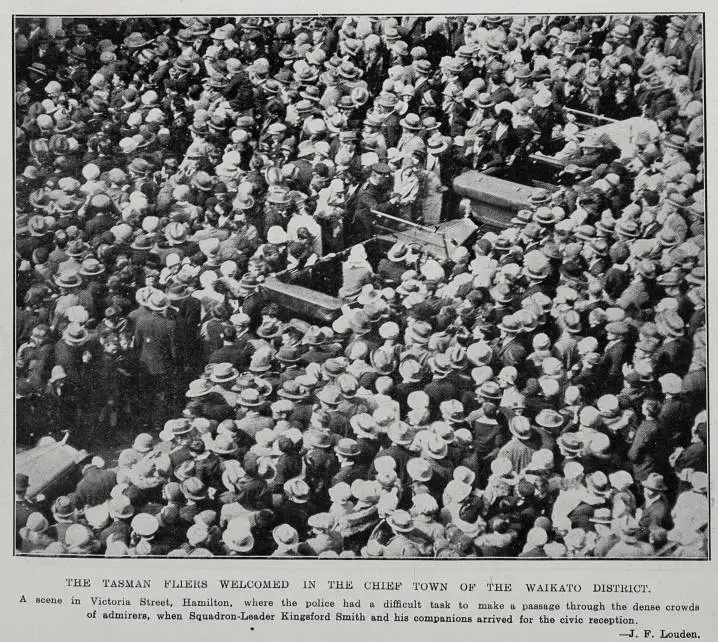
[608,470,633,491]
[412,493,438,514]
[328,482,353,503]
[509,415,533,440]
[222,518,254,552]
[272,524,299,547]
[108,495,134,520]
[407,457,432,482]
[284,478,310,503]
[131,513,159,538]
[387,510,414,533]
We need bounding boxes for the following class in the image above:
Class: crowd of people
[15,15,707,558]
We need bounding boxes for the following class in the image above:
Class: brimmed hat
[535,409,564,431]
[132,433,154,454]
[272,524,299,547]
[131,513,159,538]
[509,416,533,441]
[145,291,169,312]
[212,433,239,456]
[399,113,422,131]
[164,222,187,245]
[618,519,640,542]
[488,282,513,304]
[615,218,640,239]
[284,478,310,503]
[316,384,342,407]
[223,518,255,552]
[498,314,522,334]
[388,422,412,445]
[54,270,82,289]
[690,471,708,493]
[277,380,310,401]
[534,206,559,227]
[51,495,75,519]
[124,32,151,49]
[349,413,378,439]
[185,379,213,398]
[387,241,411,263]
[256,318,282,339]
[406,457,432,482]
[160,418,193,441]
[276,345,303,364]
[427,134,449,155]
[610,23,631,40]
[557,433,582,455]
[428,353,452,378]
[304,429,332,450]
[335,438,361,458]
[181,477,208,502]
[130,234,153,251]
[62,322,89,346]
[109,495,134,520]
[386,509,414,534]
[586,471,612,497]
[66,240,89,258]
[210,362,240,384]
[667,16,686,32]
[589,508,613,525]
[637,63,657,80]
[78,258,105,277]
[236,388,265,408]
[528,188,551,206]
[422,433,448,460]
[74,23,91,37]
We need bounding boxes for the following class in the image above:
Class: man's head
[641,398,661,419]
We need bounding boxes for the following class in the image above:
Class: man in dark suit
[298,329,342,365]
[208,325,249,369]
[628,399,670,483]
[492,315,528,369]
[654,313,691,377]
[423,354,459,417]
[83,194,117,240]
[377,95,402,148]
[638,473,673,540]
[663,17,692,71]
[369,424,415,484]
[330,439,369,486]
[349,162,395,244]
[74,459,117,508]
[302,431,340,509]
[598,321,633,391]
[418,18,451,66]
[573,134,621,168]
[481,108,520,176]
[134,291,177,428]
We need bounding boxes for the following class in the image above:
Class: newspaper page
[2,3,715,642]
